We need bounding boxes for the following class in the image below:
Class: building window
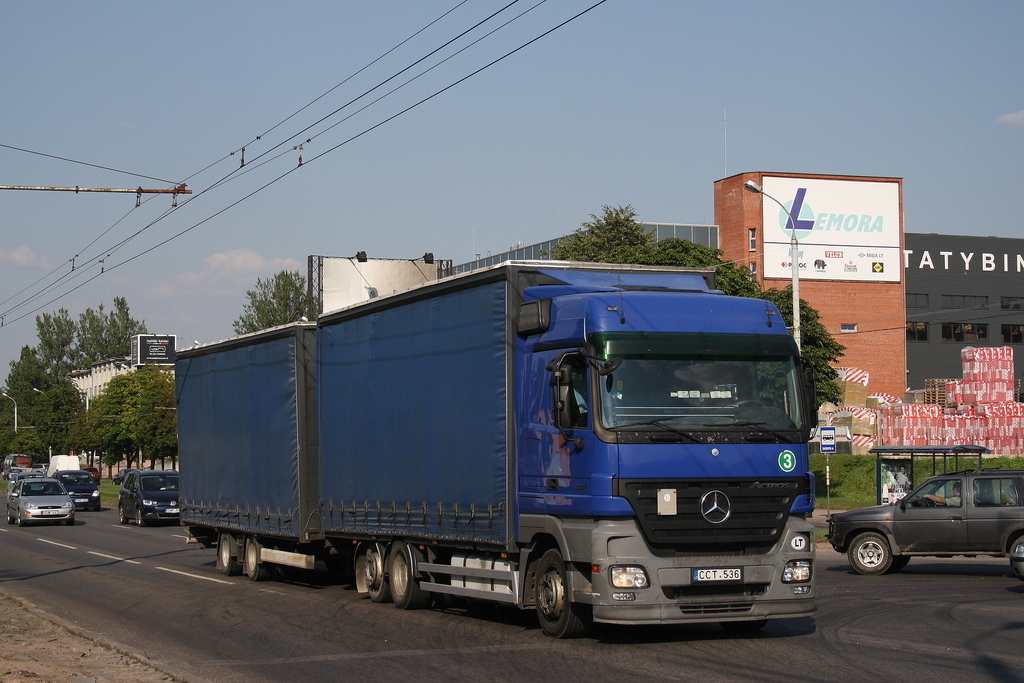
[1002,297,1024,310]
[1002,325,1024,344]
[941,295,988,309]
[906,321,928,341]
[749,262,757,281]
[748,228,757,252]
[840,323,858,333]
[906,293,928,308]
[941,322,988,342]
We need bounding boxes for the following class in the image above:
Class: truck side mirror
[550,364,584,451]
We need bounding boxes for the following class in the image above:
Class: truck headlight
[782,559,812,583]
[610,565,649,589]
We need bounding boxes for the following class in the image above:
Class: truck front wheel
[534,549,591,638]
[848,532,894,575]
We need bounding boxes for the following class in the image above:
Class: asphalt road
[2,502,1024,683]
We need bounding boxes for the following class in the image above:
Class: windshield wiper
[700,419,795,443]
[610,418,702,443]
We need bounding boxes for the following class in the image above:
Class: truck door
[518,349,600,503]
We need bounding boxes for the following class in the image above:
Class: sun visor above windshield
[523,269,713,301]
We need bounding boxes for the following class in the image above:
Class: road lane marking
[37,539,77,549]
[155,567,233,584]
[88,551,141,564]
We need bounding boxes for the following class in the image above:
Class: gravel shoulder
[0,587,186,682]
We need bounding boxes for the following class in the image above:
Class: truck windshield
[593,331,806,434]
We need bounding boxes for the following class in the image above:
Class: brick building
[714,172,906,398]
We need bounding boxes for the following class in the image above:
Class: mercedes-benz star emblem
[699,490,731,524]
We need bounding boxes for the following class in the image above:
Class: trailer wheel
[361,543,392,603]
[217,532,242,576]
[534,549,591,638]
[244,537,272,581]
[389,543,429,610]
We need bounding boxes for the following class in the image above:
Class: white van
[47,454,81,478]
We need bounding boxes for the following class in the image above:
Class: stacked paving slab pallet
[819,368,901,454]
[876,346,1022,454]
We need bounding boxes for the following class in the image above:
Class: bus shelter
[868,445,989,505]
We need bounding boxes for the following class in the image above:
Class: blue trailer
[178,261,817,637]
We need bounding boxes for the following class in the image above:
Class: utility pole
[0,183,191,206]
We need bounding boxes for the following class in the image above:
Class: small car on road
[828,468,1024,575]
[81,466,101,483]
[118,470,180,526]
[53,470,102,511]
[6,477,76,526]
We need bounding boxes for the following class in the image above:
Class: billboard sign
[132,334,176,366]
[760,176,901,283]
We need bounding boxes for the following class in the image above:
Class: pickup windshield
[593,331,807,435]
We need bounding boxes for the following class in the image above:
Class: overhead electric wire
[0,2,481,325]
[0,143,179,185]
[0,0,609,328]
[236,0,527,173]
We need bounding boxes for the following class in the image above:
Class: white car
[6,477,76,526]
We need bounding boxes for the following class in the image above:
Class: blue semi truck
[177,261,817,638]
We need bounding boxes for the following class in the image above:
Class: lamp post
[2,392,17,433]
[744,180,801,351]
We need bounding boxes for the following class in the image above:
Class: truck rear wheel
[244,537,272,581]
[217,532,242,576]
[389,542,429,610]
[534,549,591,638]
[362,543,391,603]
[848,532,894,575]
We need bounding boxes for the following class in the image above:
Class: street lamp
[2,392,17,433]
[744,180,801,350]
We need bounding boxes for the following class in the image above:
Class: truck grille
[615,478,800,551]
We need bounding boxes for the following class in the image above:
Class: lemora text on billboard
[132,334,177,366]
[760,176,901,283]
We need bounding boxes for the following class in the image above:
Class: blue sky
[1,1,1021,374]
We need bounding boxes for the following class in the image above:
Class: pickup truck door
[967,476,1022,552]
[892,477,967,553]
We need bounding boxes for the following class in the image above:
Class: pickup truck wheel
[534,549,592,638]
[244,537,272,581]
[389,543,429,610]
[848,532,893,575]
[363,544,392,603]
[217,533,242,576]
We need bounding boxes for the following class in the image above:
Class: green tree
[549,205,844,404]
[233,270,308,335]
[29,380,85,457]
[76,297,147,363]
[87,366,177,470]
[547,205,654,263]
[34,308,81,380]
